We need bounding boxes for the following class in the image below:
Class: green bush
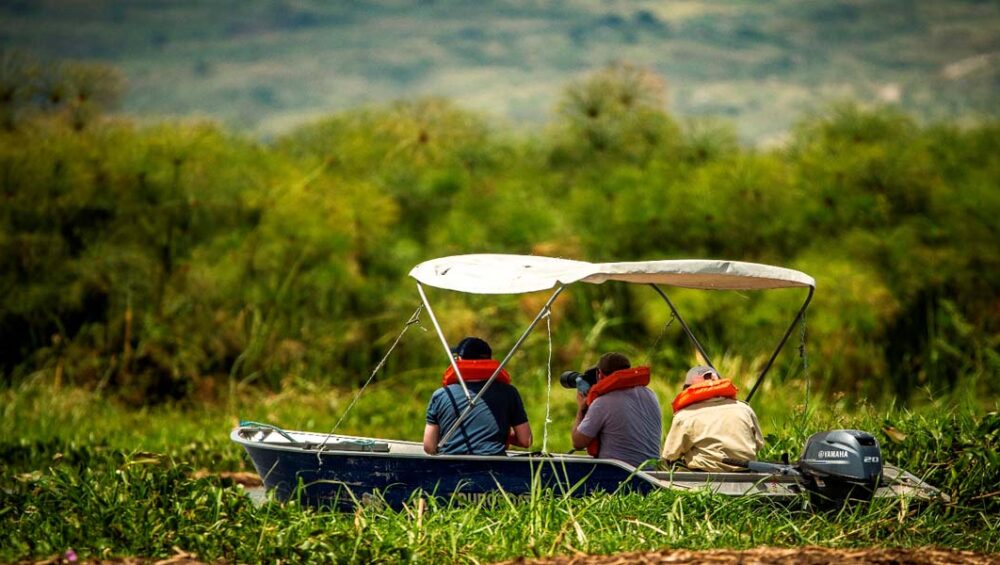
[0,61,997,407]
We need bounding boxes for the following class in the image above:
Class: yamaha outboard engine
[798,429,882,508]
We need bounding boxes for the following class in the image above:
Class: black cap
[451,337,492,360]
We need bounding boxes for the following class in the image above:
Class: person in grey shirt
[571,352,662,468]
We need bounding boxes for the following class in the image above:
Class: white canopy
[409,254,815,294]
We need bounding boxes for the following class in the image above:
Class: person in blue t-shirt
[423,337,532,455]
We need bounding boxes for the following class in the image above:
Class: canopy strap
[542,309,553,454]
[649,284,715,371]
[798,305,811,426]
[317,304,424,459]
[745,286,814,404]
[642,310,675,366]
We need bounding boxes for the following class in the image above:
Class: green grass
[2,376,998,563]
[3,459,994,563]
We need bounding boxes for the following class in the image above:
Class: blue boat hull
[237,434,658,510]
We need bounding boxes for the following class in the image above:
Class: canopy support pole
[417,282,472,402]
[438,284,567,450]
[745,286,814,404]
[649,284,715,371]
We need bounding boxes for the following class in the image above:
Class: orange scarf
[671,379,738,413]
[442,359,512,387]
[584,366,651,457]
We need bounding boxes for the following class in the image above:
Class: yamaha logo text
[818,450,849,459]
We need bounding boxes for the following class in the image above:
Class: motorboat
[232,254,943,509]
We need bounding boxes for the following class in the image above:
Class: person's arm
[423,424,440,455]
[750,409,765,451]
[571,392,594,450]
[424,392,441,455]
[510,422,532,448]
[661,417,688,462]
[507,386,532,448]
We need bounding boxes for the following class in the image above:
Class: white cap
[684,365,720,387]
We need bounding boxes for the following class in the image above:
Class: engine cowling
[798,429,882,507]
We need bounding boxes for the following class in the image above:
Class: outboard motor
[798,429,882,507]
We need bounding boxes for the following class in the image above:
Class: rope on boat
[316,304,425,462]
[542,309,553,454]
[238,420,299,444]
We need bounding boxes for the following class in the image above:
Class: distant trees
[0,51,125,131]
[0,58,997,404]
[551,62,681,166]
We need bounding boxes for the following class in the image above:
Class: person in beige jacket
[661,365,764,472]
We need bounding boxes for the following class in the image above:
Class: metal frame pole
[438,284,567,449]
[417,282,471,401]
[649,284,715,371]
[745,286,814,404]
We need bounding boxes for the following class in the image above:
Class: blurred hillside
[0,0,997,143]
[1,59,997,407]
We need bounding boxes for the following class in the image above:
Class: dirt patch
[30,548,212,564]
[27,547,998,564]
[190,470,262,487]
[497,547,999,565]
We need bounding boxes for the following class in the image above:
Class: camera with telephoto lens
[559,367,599,395]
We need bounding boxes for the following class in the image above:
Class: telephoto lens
[559,371,583,389]
[560,368,598,396]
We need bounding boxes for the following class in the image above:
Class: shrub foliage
[1,58,998,404]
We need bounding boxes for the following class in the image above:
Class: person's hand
[576,391,587,411]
